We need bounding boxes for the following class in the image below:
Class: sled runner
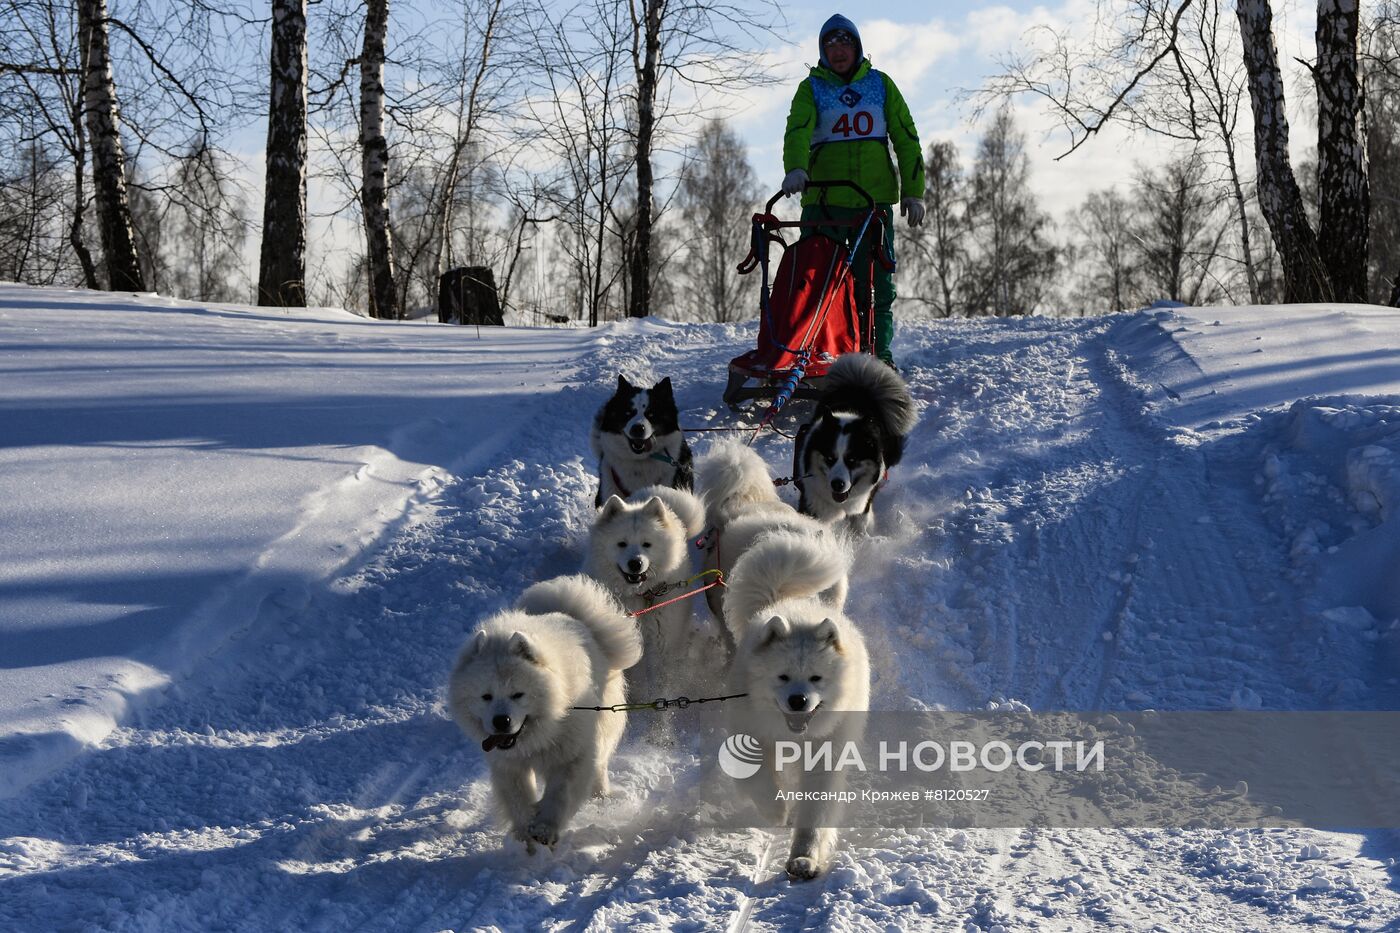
[724,180,891,414]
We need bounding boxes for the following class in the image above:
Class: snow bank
[3,286,1399,928]
[1111,303,1400,438]
[0,284,598,796]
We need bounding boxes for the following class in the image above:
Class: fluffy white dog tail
[632,484,706,538]
[826,353,918,438]
[724,531,849,632]
[697,440,782,529]
[517,574,642,672]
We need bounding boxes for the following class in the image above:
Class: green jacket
[783,59,924,209]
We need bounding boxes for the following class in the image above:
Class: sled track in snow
[724,830,781,933]
[1082,326,1312,710]
[554,851,653,931]
[11,313,1400,929]
[550,816,713,933]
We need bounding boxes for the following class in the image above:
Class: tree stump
[438,266,503,325]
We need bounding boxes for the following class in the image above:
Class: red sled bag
[729,233,865,380]
[723,180,885,411]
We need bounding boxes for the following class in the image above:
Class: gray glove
[901,197,925,228]
[781,168,809,196]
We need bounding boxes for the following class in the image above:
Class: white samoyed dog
[582,485,711,699]
[447,575,641,852]
[723,530,870,881]
[696,441,845,649]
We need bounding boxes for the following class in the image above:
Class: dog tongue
[481,733,517,752]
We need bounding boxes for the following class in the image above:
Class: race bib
[809,70,888,146]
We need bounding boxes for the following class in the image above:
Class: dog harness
[608,465,634,499]
[606,449,684,501]
[630,569,725,618]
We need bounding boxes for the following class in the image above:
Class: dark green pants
[800,204,896,363]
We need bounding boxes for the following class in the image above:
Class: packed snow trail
[0,285,590,794]
[2,292,1398,930]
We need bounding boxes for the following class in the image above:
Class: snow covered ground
[1,285,1398,930]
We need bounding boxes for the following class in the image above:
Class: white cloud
[963,0,1101,58]
[860,18,963,86]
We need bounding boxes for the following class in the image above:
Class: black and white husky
[591,375,694,507]
[793,354,917,535]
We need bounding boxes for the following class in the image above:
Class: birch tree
[674,118,756,321]
[905,140,970,318]
[258,0,308,307]
[1181,0,1261,301]
[79,0,144,291]
[1071,187,1141,312]
[962,108,1058,317]
[1312,0,1369,301]
[526,0,634,325]
[432,0,509,291]
[359,0,398,319]
[1131,151,1228,304]
[626,0,663,319]
[1234,0,1327,301]
[300,0,523,316]
[622,0,780,319]
[0,0,101,286]
[985,0,1367,303]
[3,0,247,292]
[1364,5,1400,305]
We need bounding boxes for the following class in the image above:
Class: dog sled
[723,179,891,414]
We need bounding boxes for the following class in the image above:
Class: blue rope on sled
[768,347,812,419]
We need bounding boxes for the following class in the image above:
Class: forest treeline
[2,0,1397,321]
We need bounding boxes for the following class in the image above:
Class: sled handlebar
[768,179,875,213]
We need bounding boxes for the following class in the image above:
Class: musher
[781,13,925,368]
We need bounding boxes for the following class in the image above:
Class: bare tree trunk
[627,0,663,319]
[1222,140,1260,303]
[1199,0,1261,303]
[69,37,100,290]
[591,193,607,325]
[498,213,528,316]
[1391,274,1400,308]
[68,143,100,290]
[360,0,399,319]
[78,0,144,291]
[925,143,966,317]
[435,157,461,285]
[1237,0,1325,301]
[258,0,308,307]
[1315,0,1368,302]
[498,209,547,317]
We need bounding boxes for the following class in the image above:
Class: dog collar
[639,579,682,606]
